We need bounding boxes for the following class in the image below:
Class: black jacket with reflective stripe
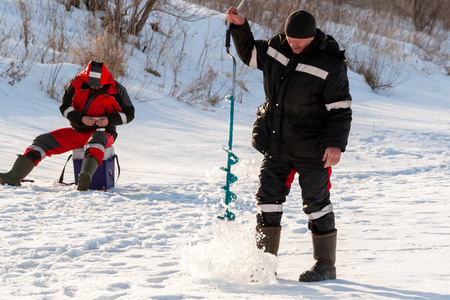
[231,20,352,162]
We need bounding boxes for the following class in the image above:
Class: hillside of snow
[1,0,450,299]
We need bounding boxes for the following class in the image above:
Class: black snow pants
[255,156,335,234]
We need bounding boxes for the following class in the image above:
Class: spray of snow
[180,213,278,285]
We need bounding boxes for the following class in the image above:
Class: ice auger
[218,0,248,221]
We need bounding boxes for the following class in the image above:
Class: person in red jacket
[227,8,352,282]
[0,61,135,191]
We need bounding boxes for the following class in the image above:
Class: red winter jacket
[60,61,135,138]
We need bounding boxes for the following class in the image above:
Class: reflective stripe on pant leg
[256,204,283,226]
[305,168,333,221]
[308,211,335,234]
[85,131,115,165]
[307,204,333,221]
[25,146,46,160]
[258,204,283,213]
[24,147,45,165]
[296,163,335,234]
[85,146,104,165]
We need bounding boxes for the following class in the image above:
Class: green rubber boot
[299,229,337,282]
[0,155,35,186]
[77,156,99,191]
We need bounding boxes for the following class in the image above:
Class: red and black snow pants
[23,127,115,166]
[255,156,335,234]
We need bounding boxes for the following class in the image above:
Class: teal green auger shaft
[218,1,247,220]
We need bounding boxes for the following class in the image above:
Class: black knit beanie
[284,10,316,39]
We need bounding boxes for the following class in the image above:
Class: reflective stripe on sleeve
[63,106,74,118]
[325,100,352,111]
[249,46,258,68]
[307,204,333,221]
[118,112,127,124]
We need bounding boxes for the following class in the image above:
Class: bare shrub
[0,13,16,59]
[169,26,187,97]
[5,60,31,85]
[84,0,108,12]
[17,0,32,58]
[444,66,450,76]
[145,63,161,77]
[81,0,160,40]
[348,46,401,90]
[36,2,69,64]
[351,59,400,90]
[128,0,159,36]
[44,60,68,100]
[1,0,35,85]
[391,0,446,33]
[69,30,128,78]
[177,66,222,106]
[64,0,82,10]
[147,3,210,95]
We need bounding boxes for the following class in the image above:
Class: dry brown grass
[177,66,222,106]
[69,30,128,78]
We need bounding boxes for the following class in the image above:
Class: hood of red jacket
[76,61,116,87]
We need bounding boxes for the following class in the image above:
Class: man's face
[286,36,314,54]
[90,85,104,90]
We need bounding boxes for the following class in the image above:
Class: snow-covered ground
[1,0,450,299]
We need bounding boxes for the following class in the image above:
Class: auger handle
[225,0,248,51]
[236,0,248,12]
[226,26,231,50]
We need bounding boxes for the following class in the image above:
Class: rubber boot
[256,225,282,256]
[299,229,337,282]
[0,155,35,186]
[253,225,282,279]
[77,156,99,191]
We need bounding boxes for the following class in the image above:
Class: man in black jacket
[227,8,352,282]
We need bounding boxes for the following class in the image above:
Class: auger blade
[223,148,239,165]
[220,189,237,203]
[218,209,236,221]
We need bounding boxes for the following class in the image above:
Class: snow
[1,0,450,299]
